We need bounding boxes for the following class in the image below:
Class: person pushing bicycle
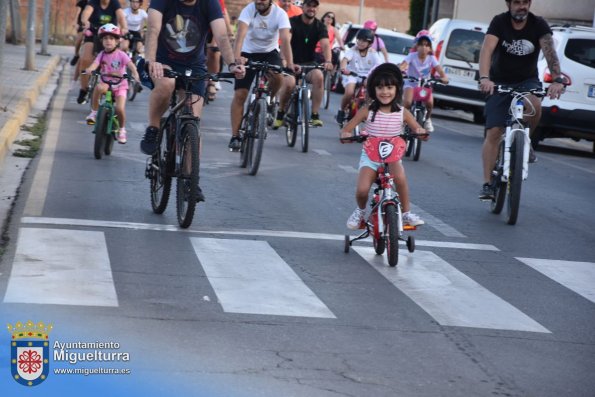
[227,0,298,151]
[84,24,140,144]
[478,0,565,200]
[340,63,426,229]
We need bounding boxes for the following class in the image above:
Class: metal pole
[25,0,36,70]
[39,0,50,55]
[358,0,364,25]
[9,0,22,44]
[422,0,430,29]
[0,0,8,70]
[432,0,440,25]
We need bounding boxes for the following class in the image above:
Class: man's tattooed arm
[539,33,561,77]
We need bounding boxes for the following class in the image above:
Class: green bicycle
[85,71,127,159]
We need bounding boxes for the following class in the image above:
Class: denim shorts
[358,149,401,171]
[485,78,542,129]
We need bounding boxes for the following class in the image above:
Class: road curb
[0,54,63,171]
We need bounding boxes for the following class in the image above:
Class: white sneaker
[346,208,366,230]
[86,110,97,125]
[117,128,127,144]
[423,119,434,132]
[214,81,222,91]
[403,211,425,226]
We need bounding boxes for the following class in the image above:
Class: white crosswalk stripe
[190,237,335,318]
[516,258,595,304]
[353,247,550,333]
[3,228,118,307]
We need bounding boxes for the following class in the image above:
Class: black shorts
[485,78,542,129]
[155,61,207,97]
[83,30,103,54]
[234,50,283,91]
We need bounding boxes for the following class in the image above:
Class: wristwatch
[227,63,237,71]
[553,77,565,84]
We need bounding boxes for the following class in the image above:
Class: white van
[428,18,489,123]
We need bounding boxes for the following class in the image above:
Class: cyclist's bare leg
[307,69,324,114]
[115,95,126,126]
[426,96,434,119]
[355,167,377,209]
[91,82,107,111]
[79,42,95,90]
[403,87,413,110]
[148,76,175,128]
[340,83,355,111]
[230,88,249,136]
[389,161,411,213]
[482,127,504,183]
[277,74,295,112]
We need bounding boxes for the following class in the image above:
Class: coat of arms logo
[7,320,52,386]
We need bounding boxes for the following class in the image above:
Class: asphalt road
[1,65,594,396]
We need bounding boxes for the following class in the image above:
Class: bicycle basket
[412,86,432,102]
[363,136,406,163]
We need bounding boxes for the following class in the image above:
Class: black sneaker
[228,136,242,151]
[76,89,88,104]
[195,185,205,202]
[70,54,79,66]
[140,126,159,155]
[336,110,345,125]
[478,183,495,200]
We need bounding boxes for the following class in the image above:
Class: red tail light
[549,105,560,114]
[543,69,572,86]
[434,40,444,59]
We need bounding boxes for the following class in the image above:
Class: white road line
[23,65,71,216]
[354,247,549,333]
[20,216,499,251]
[338,165,358,173]
[312,149,331,156]
[516,258,595,304]
[410,204,466,238]
[191,237,335,318]
[3,228,118,307]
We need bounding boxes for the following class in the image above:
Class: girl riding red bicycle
[340,63,426,229]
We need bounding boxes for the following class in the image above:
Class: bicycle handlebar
[81,70,128,86]
[403,75,447,86]
[245,60,287,74]
[494,85,548,98]
[339,131,429,144]
[162,69,234,83]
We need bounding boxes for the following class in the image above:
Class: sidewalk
[0,43,72,237]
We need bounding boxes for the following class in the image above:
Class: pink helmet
[415,29,433,45]
[363,20,378,31]
[98,23,121,39]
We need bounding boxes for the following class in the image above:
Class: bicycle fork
[502,126,531,182]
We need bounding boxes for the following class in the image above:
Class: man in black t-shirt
[477,0,565,200]
[274,0,332,128]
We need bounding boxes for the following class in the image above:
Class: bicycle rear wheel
[300,90,310,153]
[413,110,424,161]
[93,108,108,160]
[506,130,524,225]
[176,122,200,228]
[323,72,331,109]
[385,205,400,267]
[491,140,506,214]
[126,69,137,101]
[150,117,173,214]
[248,98,267,175]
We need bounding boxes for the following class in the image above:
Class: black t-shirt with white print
[487,11,552,84]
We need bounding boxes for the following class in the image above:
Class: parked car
[334,23,414,92]
[535,25,595,152]
[428,18,489,124]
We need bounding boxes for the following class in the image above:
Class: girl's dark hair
[367,63,403,120]
[321,12,336,27]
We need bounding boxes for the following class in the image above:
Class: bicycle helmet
[98,23,121,39]
[363,20,378,31]
[356,29,375,43]
[414,29,433,45]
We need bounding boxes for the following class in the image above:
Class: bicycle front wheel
[491,140,506,214]
[300,91,310,153]
[150,117,173,214]
[413,109,424,161]
[239,114,251,168]
[385,205,400,267]
[248,98,267,175]
[285,95,297,147]
[176,122,200,228]
[323,72,331,110]
[93,108,108,160]
[506,130,524,225]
